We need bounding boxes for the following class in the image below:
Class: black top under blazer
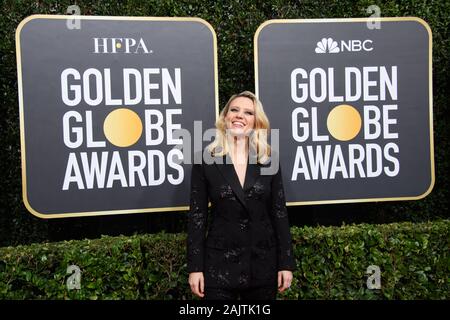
[187,152,296,289]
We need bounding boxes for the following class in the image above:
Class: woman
[187,91,295,300]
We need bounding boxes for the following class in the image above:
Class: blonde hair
[207,91,271,163]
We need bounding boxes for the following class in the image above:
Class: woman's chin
[226,128,248,137]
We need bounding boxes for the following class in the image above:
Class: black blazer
[187,152,296,289]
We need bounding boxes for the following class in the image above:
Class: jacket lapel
[243,154,259,192]
[214,154,260,213]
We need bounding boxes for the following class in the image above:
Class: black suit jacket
[187,152,296,289]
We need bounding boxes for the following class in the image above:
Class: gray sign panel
[17,15,218,218]
[255,18,434,205]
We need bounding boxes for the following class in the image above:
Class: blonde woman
[187,91,295,300]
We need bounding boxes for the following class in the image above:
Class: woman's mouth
[232,120,246,128]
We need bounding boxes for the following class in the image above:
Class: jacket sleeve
[186,162,209,273]
[270,165,296,271]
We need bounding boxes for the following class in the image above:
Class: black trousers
[204,286,277,300]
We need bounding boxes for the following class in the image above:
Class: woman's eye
[245,111,254,115]
[230,108,238,112]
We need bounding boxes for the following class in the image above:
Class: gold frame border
[254,17,435,206]
[16,14,219,219]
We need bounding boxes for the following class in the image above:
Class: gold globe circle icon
[327,104,362,141]
[103,108,143,147]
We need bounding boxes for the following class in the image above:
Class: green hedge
[1,220,448,299]
[1,0,449,246]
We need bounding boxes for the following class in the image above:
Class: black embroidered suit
[187,153,296,289]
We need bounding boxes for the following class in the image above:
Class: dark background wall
[1,0,449,247]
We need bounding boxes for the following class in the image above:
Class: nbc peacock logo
[315,38,340,53]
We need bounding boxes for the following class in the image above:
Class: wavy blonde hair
[207,91,271,163]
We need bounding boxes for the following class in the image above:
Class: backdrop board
[16,15,218,218]
[255,18,434,205]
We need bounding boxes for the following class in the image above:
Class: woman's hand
[278,270,293,293]
[188,272,205,298]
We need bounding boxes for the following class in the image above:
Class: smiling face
[224,96,255,136]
